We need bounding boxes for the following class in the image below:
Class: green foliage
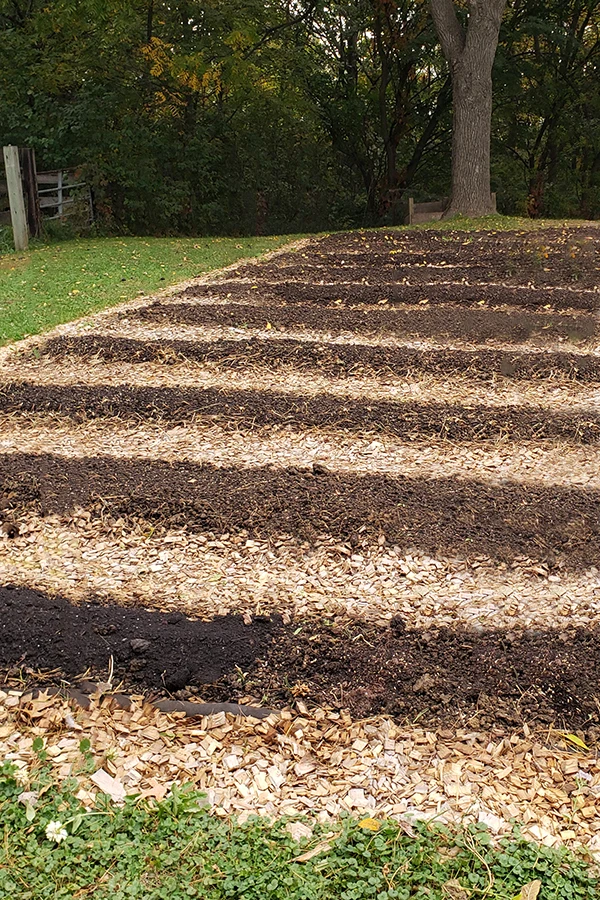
[0,764,597,900]
[0,1,599,230]
[0,233,295,344]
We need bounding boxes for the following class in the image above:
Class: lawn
[0,233,296,345]
[0,763,597,900]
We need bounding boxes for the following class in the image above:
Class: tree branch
[428,0,465,64]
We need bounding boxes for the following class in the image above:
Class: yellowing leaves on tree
[140,37,174,78]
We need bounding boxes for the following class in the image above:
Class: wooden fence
[1,148,92,243]
[37,169,93,223]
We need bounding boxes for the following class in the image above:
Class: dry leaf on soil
[557,732,590,752]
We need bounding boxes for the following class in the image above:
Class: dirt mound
[180,280,600,311]
[232,262,598,288]
[127,300,598,345]
[1,383,599,443]
[2,585,599,734]
[41,334,600,382]
[259,617,600,735]
[2,454,599,567]
[0,584,277,691]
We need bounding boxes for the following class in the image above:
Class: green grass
[0,762,597,900]
[0,233,297,346]
[406,214,594,233]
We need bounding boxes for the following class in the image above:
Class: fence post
[408,197,414,226]
[20,148,42,238]
[3,145,28,251]
[57,170,63,217]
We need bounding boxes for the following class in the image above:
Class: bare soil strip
[39,333,600,382]
[7,356,600,411]
[317,224,598,245]
[1,382,598,442]
[1,419,598,488]
[1,453,599,568]
[55,319,600,361]
[179,280,600,311]
[312,225,600,257]
[0,585,277,691]
[234,227,599,287]
[126,299,599,345]
[1,512,599,631]
[2,584,600,736]
[261,618,600,736]
[233,263,599,290]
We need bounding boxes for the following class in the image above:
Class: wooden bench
[407,194,496,225]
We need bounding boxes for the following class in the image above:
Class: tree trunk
[429,0,507,217]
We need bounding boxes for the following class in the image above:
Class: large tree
[429,0,507,216]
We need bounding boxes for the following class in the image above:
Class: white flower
[45,820,68,844]
[11,762,29,787]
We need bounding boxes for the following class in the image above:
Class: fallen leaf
[514,881,541,900]
[557,732,589,752]
[358,817,381,832]
[442,879,469,899]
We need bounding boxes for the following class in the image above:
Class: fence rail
[1,153,93,240]
[35,169,93,221]
[406,194,497,225]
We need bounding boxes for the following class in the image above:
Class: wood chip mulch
[2,689,599,857]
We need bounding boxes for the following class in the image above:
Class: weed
[0,765,596,899]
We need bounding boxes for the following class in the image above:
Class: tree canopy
[1,0,599,233]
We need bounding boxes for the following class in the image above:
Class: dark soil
[2,454,599,567]
[315,226,600,261]
[1,585,599,734]
[258,617,600,735]
[39,334,600,382]
[180,280,600,312]
[127,300,598,345]
[233,262,599,289]
[2,383,599,443]
[233,227,600,289]
[0,584,278,692]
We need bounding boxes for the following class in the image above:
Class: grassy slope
[0,234,296,345]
